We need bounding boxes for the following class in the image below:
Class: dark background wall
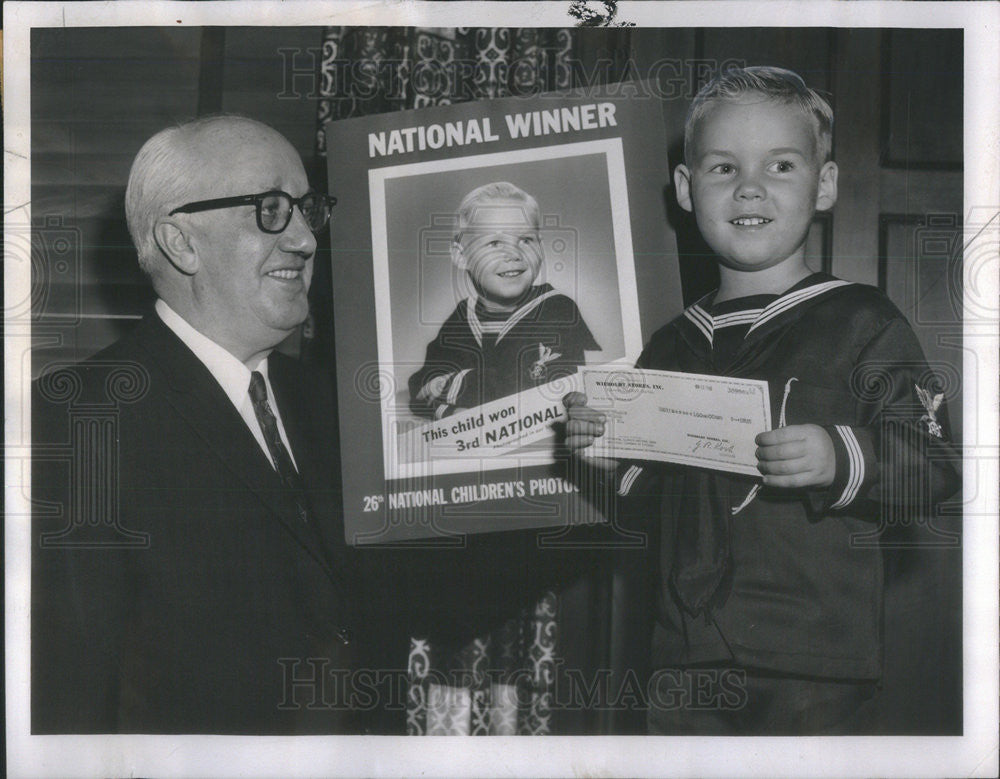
[30,26,964,735]
[31,27,321,368]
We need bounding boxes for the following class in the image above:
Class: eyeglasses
[169,190,337,234]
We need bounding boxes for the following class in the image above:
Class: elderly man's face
[185,126,316,359]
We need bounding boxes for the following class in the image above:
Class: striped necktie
[248,370,310,522]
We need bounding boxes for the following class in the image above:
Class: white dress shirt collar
[154,299,297,470]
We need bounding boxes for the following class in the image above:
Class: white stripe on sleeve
[445,368,472,405]
[617,464,644,496]
[830,425,864,508]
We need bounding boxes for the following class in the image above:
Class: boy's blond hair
[684,66,834,165]
[455,181,541,238]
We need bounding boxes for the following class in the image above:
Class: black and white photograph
[375,148,637,473]
[323,86,676,541]
[4,2,998,777]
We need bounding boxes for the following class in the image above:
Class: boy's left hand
[755,424,835,489]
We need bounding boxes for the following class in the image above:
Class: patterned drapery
[316,27,573,153]
[316,25,573,736]
[406,591,559,735]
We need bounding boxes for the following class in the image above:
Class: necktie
[248,371,346,607]
[248,370,310,521]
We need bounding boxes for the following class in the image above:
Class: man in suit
[31,116,369,734]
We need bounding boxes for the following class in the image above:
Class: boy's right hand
[563,392,619,472]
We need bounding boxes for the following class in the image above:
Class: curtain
[315,27,573,152]
[315,26,574,736]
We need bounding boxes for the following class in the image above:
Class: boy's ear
[674,164,694,213]
[450,239,469,271]
[815,161,839,212]
[153,219,199,276]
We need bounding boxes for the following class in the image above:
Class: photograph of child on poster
[373,147,642,474]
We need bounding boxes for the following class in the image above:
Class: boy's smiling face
[452,197,544,312]
[675,96,837,275]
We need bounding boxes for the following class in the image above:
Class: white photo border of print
[369,139,642,480]
[325,87,678,544]
[4,2,998,779]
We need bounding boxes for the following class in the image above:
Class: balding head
[124,115,290,280]
[125,115,318,366]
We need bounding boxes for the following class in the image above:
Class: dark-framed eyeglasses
[168,190,337,234]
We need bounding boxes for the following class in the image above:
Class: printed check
[581,367,772,475]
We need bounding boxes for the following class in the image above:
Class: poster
[324,89,681,543]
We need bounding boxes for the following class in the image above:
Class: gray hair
[124,114,276,276]
[455,181,541,237]
[684,65,834,165]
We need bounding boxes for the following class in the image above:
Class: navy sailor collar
[679,272,855,353]
[463,283,560,348]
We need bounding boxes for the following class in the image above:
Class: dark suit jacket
[31,314,369,734]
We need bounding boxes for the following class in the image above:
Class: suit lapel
[269,356,350,587]
[133,316,336,578]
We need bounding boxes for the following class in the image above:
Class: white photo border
[4,2,997,778]
[370,138,643,479]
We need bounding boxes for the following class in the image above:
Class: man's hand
[755,424,835,488]
[563,392,619,472]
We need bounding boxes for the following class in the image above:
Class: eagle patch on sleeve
[528,343,562,381]
[915,384,944,438]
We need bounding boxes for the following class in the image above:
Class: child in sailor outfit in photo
[409,181,599,420]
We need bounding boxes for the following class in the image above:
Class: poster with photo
[325,89,681,543]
